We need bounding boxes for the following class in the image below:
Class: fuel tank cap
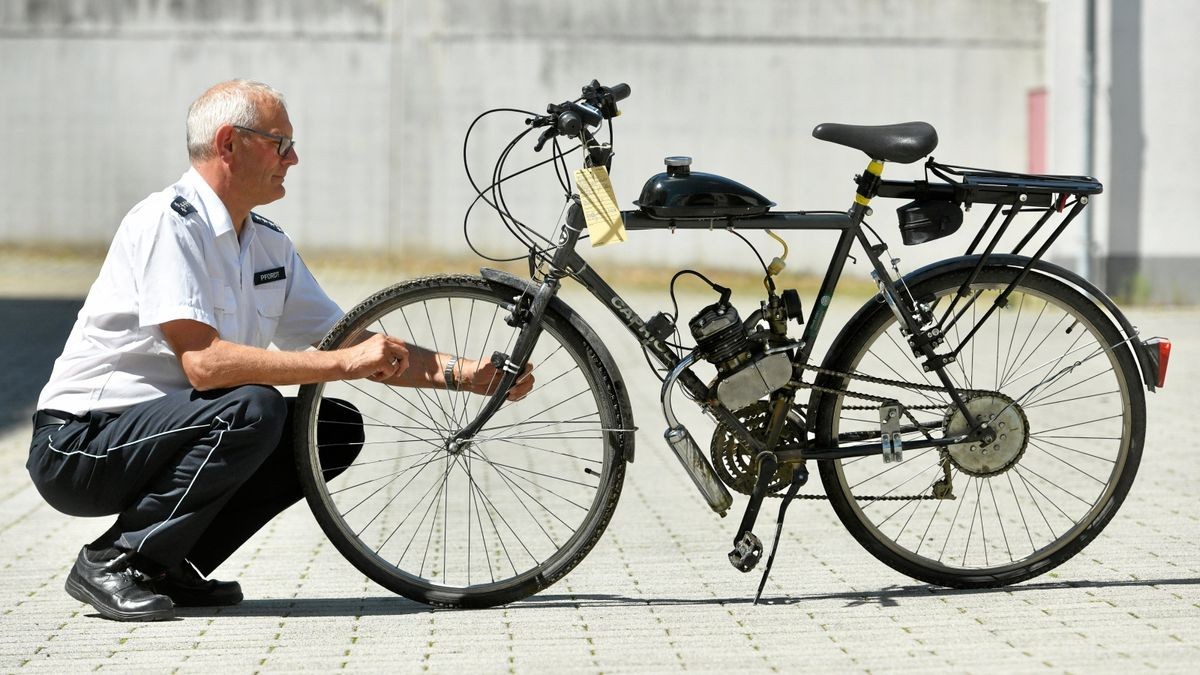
[665,156,692,176]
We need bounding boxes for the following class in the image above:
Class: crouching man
[27,80,532,621]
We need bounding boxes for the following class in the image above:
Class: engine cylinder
[689,302,748,372]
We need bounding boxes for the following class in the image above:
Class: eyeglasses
[233,125,296,157]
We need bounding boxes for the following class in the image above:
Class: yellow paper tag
[574,165,627,247]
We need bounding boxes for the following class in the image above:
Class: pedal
[879,402,903,463]
[728,531,763,572]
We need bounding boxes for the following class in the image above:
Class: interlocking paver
[1,256,1198,672]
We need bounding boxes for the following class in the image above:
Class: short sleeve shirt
[37,168,344,415]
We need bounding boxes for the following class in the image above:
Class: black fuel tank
[634,157,775,220]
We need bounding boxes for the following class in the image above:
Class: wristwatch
[444,356,460,391]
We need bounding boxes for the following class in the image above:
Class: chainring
[711,401,803,496]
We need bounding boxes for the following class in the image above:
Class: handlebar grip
[609,83,631,102]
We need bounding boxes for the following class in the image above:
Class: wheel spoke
[1026,438,1111,485]
[987,477,1014,562]
[938,476,972,563]
[1024,387,1119,410]
[1006,471,1037,551]
[1000,308,1066,388]
[1034,413,1123,435]
[483,435,603,465]
[1024,368,1115,408]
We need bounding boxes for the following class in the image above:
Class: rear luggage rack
[874,158,1103,260]
[874,159,1108,375]
[878,159,1102,208]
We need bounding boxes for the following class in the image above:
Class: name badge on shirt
[253,267,286,285]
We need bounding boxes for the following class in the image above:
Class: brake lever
[533,127,557,152]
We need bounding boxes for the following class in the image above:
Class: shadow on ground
[174,576,1200,618]
[0,298,82,435]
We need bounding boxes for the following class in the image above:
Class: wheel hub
[943,393,1029,478]
[446,438,472,456]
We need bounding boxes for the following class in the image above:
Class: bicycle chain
[796,363,991,410]
[756,363,975,501]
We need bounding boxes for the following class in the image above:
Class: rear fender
[897,255,1156,391]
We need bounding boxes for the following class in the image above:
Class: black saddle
[811,121,938,164]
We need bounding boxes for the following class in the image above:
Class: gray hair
[186,80,288,161]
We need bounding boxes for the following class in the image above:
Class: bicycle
[293,80,1172,608]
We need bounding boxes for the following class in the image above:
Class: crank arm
[728,451,782,573]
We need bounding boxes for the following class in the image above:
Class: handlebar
[530,79,631,151]
[607,82,632,103]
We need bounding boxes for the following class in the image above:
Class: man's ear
[213,124,236,162]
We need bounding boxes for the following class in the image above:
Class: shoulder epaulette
[170,196,196,217]
[251,212,283,233]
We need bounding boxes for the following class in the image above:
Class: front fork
[449,202,586,445]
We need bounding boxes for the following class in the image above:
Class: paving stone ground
[1,254,1197,673]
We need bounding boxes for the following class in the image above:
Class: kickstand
[753,464,809,605]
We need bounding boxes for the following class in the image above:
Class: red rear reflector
[1155,339,1171,387]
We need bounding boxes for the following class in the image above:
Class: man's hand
[454,358,535,401]
[339,334,410,382]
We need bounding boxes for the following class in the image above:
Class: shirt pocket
[211,280,238,338]
[254,284,287,346]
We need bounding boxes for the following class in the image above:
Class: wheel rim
[827,277,1133,576]
[304,284,616,594]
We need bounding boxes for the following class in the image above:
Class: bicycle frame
[452,157,977,465]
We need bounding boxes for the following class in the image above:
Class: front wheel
[813,265,1145,588]
[294,275,626,607]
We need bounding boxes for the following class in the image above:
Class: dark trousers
[27,385,362,576]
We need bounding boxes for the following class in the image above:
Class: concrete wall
[1,0,1046,279]
[1047,0,1200,303]
[0,0,393,253]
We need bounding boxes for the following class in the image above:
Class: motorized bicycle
[294,81,1171,608]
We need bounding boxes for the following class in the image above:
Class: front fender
[480,268,637,462]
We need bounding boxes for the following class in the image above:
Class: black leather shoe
[149,560,243,607]
[64,547,174,622]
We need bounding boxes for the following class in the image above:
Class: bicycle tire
[294,274,626,607]
[812,265,1145,588]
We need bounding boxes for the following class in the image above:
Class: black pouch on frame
[897,199,964,246]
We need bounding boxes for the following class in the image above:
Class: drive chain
[763,364,975,500]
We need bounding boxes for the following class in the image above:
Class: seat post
[850,159,885,222]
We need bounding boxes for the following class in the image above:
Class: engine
[689,298,793,411]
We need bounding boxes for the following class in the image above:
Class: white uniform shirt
[37,168,344,415]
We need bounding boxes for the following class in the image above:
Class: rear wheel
[813,266,1145,587]
[295,275,626,607]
